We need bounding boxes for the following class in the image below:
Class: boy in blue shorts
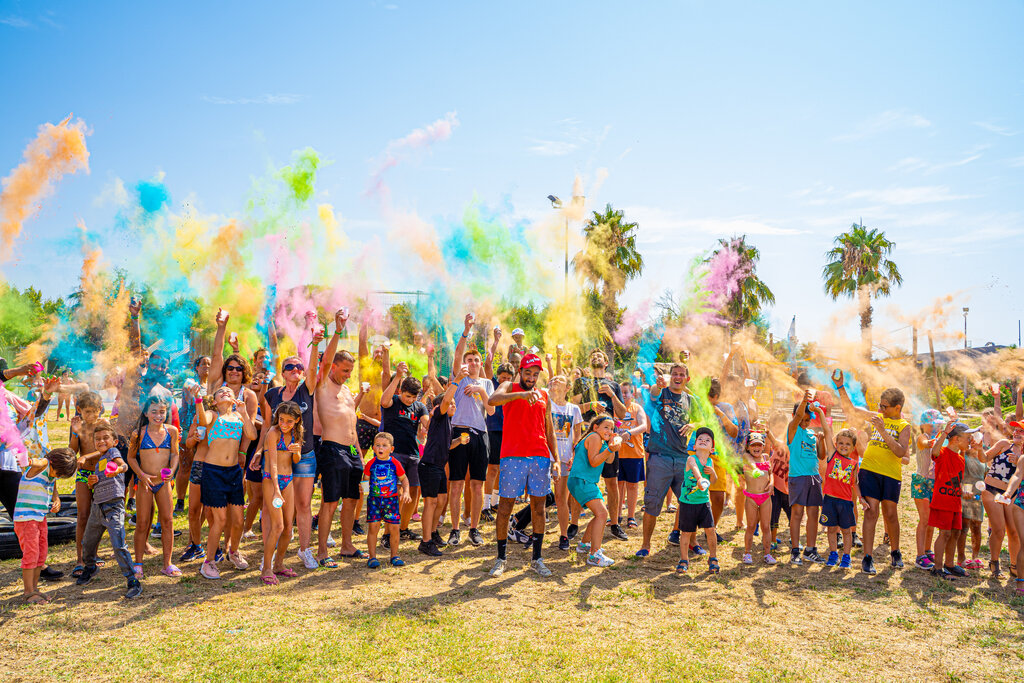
[820,427,860,568]
[363,432,411,569]
[786,390,827,565]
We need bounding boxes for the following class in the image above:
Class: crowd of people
[4,301,1024,604]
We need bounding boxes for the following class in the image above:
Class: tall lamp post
[547,195,566,297]
[963,307,969,406]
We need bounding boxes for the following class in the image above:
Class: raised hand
[129,296,142,317]
[831,369,844,387]
[335,308,350,330]
[215,307,229,327]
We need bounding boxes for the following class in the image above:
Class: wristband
[194,397,202,404]
[238,450,246,456]
[130,315,139,320]
[836,384,844,389]
[461,333,469,339]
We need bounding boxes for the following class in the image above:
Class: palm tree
[822,223,903,357]
[572,204,644,357]
[707,236,776,328]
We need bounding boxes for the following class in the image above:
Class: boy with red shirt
[929,421,971,579]
[821,428,861,569]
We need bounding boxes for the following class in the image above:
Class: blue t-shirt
[363,456,404,498]
[484,377,504,432]
[788,424,820,478]
[646,389,693,459]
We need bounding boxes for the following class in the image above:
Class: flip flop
[634,548,650,558]
[318,557,338,568]
[261,574,279,586]
[339,550,365,559]
[71,565,85,578]
[274,568,298,578]
[161,564,182,577]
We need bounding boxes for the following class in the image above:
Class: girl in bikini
[741,432,775,565]
[193,385,257,579]
[260,401,304,585]
[127,395,180,578]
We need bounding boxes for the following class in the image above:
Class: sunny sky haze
[2,1,1023,354]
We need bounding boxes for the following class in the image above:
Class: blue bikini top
[140,428,172,450]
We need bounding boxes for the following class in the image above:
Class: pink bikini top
[754,461,771,472]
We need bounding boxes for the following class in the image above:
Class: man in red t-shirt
[929,421,971,579]
[486,354,558,578]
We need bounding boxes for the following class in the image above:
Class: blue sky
[1,1,1023,353]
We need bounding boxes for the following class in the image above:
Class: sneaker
[214,547,225,563]
[511,528,532,546]
[862,555,877,575]
[716,532,723,544]
[488,558,507,577]
[764,554,777,565]
[742,553,753,565]
[241,529,257,541]
[127,498,136,512]
[352,521,366,536]
[228,551,249,570]
[852,532,863,548]
[790,548,803,566]
[690,544,707,556]
[587,552,615,567]
[152,523,162,538]
[839,554,852,569]
[891,549,904,569]
[753,524,760,537]
[418,540,443,557]
[530,558,552,577]
[926,550,935,562]
[915,554,934,570]
[298,548,318,570]
[668,530,680,546]
[667,504,677,513]
[825,551,839,567]
[468,528,484,546]
[400,528,422,541]
[39,566,64,581]
[932,566,955,580]
[124,579,143,599]
[610,525,628,541]
[480,508,495,523]
[431,531,448,548]
[949,564,968,578]
[566,524,579,541]
[448,529,461,547]
[126,514,136,529]
[837,535,844,550]
[576,541,591,555]
[200,560,221,579]
[76,565,98,585]
[381,534,391,550]
[180,544,204,562]
[174,500,185,516]
[558,536,570,551]
[326,533,336,548]
[803,547,824,564]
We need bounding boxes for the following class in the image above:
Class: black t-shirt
[572,376,623,422]
[380,395,428,455]
[421,404,453,467]
[265,384,315,455]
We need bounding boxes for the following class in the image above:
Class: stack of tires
[0,494,78,560]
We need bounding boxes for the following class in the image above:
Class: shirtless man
[315,309,369,564]
[355,321,383,457]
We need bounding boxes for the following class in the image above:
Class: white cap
[511,328,525,337]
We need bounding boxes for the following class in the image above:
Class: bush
[941,385,964,410]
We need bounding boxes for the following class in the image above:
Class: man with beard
[486,354,559,577]
[572,349,628,541]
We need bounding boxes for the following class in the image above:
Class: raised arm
[818,404,834,455]
[931,421,954,458]
[830,369,872,424]
[485,327,500,380]
[303,327,325,394]
[451,313,474,371]
[1016,382,1023,422]
[208,308,230,391]
[787,390,812,443]
[379,345,391,390]
[380,363,405,409]
[318,309,349,386]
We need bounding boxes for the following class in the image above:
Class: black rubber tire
[0,518,77,560]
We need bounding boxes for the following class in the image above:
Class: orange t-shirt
[617,401,646,460]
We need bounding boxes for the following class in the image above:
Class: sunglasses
[224,365,244,373]
[283,363,304,372]
[149,364,168,371]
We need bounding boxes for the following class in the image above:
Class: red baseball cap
[1008,420,1024,431]
[519,353,542,370]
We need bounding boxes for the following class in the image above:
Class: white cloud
[527,140,579,156]
[974,121,1019,137]
[843,185,973,205]
[0,15,31,28]
[887,153,982,174]
[625,206,805,243]
[832,109,931,142]
[1008,156,1024,168]
[201,93,304,105]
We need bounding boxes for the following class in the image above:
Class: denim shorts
[292,450,316,479]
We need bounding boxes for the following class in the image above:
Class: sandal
[133,562,144,579]
[1011,563,1018,578]
[71,565,85,578]
[261,574,279,586]
[318,557,338,568]
[1016,578,1024,596]
[991,560,1003,578]
[634,548,650,558]
[274,568,298,578]
[26,593,47,605]
[161,564,182,577]
[367,558,381,569]
[709,557,720,574]
[390,557,405,567]
[627,517,638,529]
[339,550,365,559]
[676,559,689,573]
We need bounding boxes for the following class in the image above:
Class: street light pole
[548,194,567,297]
[963,307,969,406]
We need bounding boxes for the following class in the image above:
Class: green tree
[572,204,644,360]
[822,223,903,357]
[707,235,776,329]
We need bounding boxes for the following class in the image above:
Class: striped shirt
[14,463,55,521]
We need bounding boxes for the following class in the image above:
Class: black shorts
[677,501,715,533]
[770,488,791,528]
[449,427,489,482]
[820,495,856,530]
[244,445,263,483]
[316,440,363,503]
[419,461,448,498]
[356,418,378,453]
[200,463,245,508]
[601,452,620,479]
[488,430,503,466]
[858,469,902,504]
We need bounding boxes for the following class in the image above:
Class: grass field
[2,412,1024,682]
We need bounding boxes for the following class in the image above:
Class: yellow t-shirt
[861,416,910,480]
